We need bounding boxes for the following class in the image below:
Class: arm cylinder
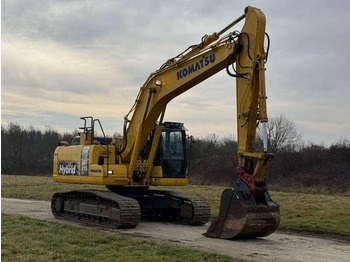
[262,122,268,152]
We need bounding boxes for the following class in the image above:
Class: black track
[51,189,211,228]
[51,190,141,228]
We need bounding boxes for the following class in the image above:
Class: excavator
[52,6,280,239]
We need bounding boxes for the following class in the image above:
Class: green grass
[2,175,350,235]
[2,214,236,262]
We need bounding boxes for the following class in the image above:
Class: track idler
[204,178,280,239]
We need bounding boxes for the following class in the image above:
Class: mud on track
[2,198,350,262]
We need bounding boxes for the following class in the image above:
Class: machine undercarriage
[51,188,211,228]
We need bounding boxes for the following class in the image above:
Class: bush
[188,136,350,194]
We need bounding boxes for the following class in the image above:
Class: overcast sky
[2,0,350,144]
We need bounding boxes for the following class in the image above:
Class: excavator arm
[121,7,271,186]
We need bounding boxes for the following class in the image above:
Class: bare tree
[257,115,303,153]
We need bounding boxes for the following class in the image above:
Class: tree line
[188,116,350,194]
[2,116,349,193]
[1,124,77,175]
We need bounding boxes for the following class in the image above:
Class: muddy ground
[2,198,349,262]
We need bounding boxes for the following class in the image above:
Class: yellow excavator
[52,6,280,239]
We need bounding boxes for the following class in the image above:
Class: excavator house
[52,6,280,239]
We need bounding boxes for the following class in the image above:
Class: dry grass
[2,175,350,235]
[2,214,236,262]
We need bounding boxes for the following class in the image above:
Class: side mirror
[187,135,194,144]
[98,156,104,165]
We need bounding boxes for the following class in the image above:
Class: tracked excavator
[52,6,280,239]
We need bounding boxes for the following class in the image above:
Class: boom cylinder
[217,14,245,36]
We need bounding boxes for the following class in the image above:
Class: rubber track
[149,190,211,225]
[51,190,141,229]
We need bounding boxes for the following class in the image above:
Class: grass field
[2,214,236,262]
[2,175,350,235]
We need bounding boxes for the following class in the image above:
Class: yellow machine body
[52,6,280,239]
[53,144,188,186]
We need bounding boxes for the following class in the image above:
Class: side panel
[53,146,82,177]
[53,144,188,186]
[53,145,129,185]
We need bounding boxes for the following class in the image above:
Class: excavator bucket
[204,179,280,239]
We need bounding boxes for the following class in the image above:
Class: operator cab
[160,122,187,178]
[142,122,188,178]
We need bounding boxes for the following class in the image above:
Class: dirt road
[2,198,349,262]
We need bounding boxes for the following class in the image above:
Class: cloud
[2,0,350,144]
[2,35,128,92]
[2,35,133,115]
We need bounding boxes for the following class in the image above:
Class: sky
[2,0,350,144]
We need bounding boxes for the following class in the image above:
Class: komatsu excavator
[52,6,280,239]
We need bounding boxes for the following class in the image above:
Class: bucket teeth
[204,184,280,239]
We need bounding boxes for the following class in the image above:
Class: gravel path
[2,197,349,262]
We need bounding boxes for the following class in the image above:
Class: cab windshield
[161,130,186,177]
